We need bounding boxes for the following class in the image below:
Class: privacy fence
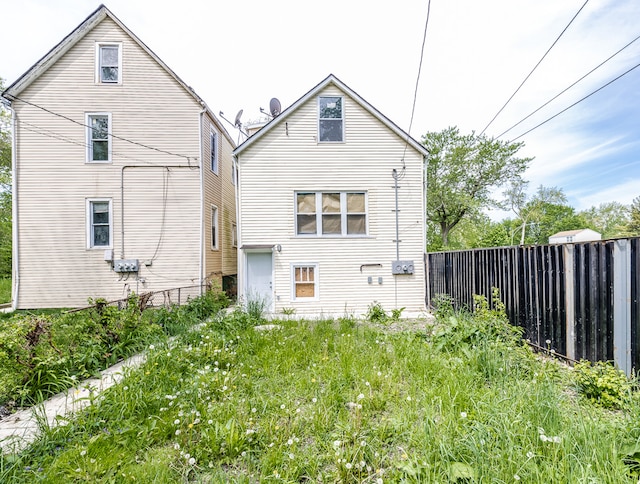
[427,238,640,374]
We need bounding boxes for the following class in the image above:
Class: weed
[366,301,387,324]
[573,359,631,409]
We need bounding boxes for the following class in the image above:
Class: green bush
[573,359,631,409]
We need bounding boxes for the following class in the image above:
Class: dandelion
[280,404,286,409]
[208,419,213,424]
[175,429,181,435]
[357,393,365,400]
[526,451,534,459]
[287,439,294,445]
[345,462,353,470]
[360,441,366,447]
[149,344,155,350]
[312,397,317,403]
[296,408,301,413]
[289,453,295,460]
[333,440,341,448]
[407,396,412,401]
[514,474,520,481]
[252,407,257,413]
[174,443,180,450]
[80,450,87,456]
[460,411,467,418]
[188,457,196,465]
[365,381,370,386]
[174,419,180,425]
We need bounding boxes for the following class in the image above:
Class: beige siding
[238,85,425,317]
[202,112,237,288]
[13,17,205,308]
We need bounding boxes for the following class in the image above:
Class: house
[1,5,237,309]
[234,74,428,318]
[548,229,602,244]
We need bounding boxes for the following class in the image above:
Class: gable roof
[233,74,428,158]
[1,4,234,146]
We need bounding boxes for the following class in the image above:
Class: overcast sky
[1,0,639,216]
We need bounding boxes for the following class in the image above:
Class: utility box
[114,259,139,273]
[392,260,415,275]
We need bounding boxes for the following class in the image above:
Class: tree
[0,76,11,277]
[422,126,531,247]
[580,201,629,239]
[624,196,640,236]
[504,182,567,245]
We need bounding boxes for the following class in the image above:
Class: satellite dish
[269,98,281,117]
[234,109,243,128]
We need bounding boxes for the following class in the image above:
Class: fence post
[564,244,576,361]
[613,239,632,375]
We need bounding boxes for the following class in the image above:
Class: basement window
[292,264,318,300]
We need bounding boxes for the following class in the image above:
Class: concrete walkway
[0,353,146,454]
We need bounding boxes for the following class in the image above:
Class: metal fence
[427,238,640,374]
[69,284,210,313]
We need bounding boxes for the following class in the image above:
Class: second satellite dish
[234,109,243,128]
[269,98,281,117]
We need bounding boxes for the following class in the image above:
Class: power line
[479,0,590,136]
[510,60,640,141]
[6,94,196,162]
[496,33,640,139]
[400,0,432,179]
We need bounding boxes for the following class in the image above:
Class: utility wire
[399,0,432,180]
[497,32,640,139]
[510,60,640,141]
[6,94,195,162]
[479,0,590,136]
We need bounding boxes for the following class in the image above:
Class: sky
[1,0,639,218]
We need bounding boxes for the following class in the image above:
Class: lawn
[1,300,638,482]
[0,278,10,304]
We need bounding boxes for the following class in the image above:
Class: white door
[245,252,273,310]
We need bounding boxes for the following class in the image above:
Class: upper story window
[211,205,219,250]
[87,198,112,248]
[318,96,343,142]
[86,113,111,163]
[210,128,218,174]
[296,191,367,236]
[96,43,122,84]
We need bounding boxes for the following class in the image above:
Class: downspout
[5,101,19,310]
[198,106,206,294]
[233,153,242,300]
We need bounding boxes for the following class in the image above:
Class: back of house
[234,74,427,318]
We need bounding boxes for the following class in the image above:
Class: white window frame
[295,191,368,237]
[211,205,219,250]
[86,198,112,249]
[86,112,112,163]
[232,223,238,248]
[291,263,319,301]
[318,96,344,142]
[95,42,122,84]
[210,127,218,174]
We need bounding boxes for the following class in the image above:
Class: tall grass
[2,303,639,482]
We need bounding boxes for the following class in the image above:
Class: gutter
[4,100,19,310]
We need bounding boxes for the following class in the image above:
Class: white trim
[211,204,219,250]
[291,263,319,301]
[86,112,112,163]
[231,222,237,248]
[86,198,113,249]
[95,42,123,84]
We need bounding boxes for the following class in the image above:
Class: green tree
[0,76,11,277]
[623,196,640,236]
[580,201,629,239]
[422,126,531,247]
[527,203,587,245]
[505,182,567,245]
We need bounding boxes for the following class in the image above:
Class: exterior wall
[549,229,602,244]
[202,111,237,289]
[12,17,204,308]
[237,84,426,317]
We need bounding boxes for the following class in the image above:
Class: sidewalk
[0,353,146,454]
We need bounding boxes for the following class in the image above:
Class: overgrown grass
[2,297,639,482]
[0,277,11,304]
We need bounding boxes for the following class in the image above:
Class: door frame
[244,249,274,313]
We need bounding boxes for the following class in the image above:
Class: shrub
[573,359,631,409]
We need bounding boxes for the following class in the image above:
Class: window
[210,128,218,174]
[292,264,318,300]
[87,199,112,248]
[96,43,122,84]
[86,113,111,162]
[318,96,343,142]
[211,205,219,250]
[232,223,238,247]
[295,192,367,236]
